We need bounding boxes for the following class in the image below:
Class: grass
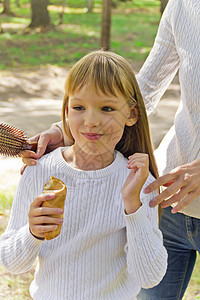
[0,0,160,70]
[183,254,200,299]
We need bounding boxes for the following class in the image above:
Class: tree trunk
[59,0,66,24]
[15,0,20,7]
[86,0,93,13]
[100,0,112,51]
[0,22,3,33]
[2,0,10,14]
[29,0,51,28]
[160,0,168,14]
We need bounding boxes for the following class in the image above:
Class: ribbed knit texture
[136,0,200,218]
[0,148,167,300]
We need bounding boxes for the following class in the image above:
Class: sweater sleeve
[124,175,168,289]
[0,167,43,274]
[52,121,71,146]
[136,0,180,115]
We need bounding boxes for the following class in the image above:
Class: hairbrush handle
[24,141,38,152]
[24,141,52,155]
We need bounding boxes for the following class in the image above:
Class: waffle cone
[42,176,67,240]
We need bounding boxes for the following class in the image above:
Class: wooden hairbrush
[0,123,38,157]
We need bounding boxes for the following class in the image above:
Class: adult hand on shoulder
[145,158,200,213]
[20,125,64,175]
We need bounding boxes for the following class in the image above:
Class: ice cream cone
[42,176,67,240]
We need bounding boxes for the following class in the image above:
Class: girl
[0,51,167,300]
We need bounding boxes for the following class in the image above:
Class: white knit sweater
[136,0,200,218]
[0,148,167,300]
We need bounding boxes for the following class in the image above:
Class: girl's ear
[125,106,138,127]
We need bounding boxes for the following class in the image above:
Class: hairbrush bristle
[0,123,32,157]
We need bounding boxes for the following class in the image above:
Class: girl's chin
[77,144,113,157]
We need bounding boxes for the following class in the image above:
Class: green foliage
[0,0,160,70]
[0,192,14,210]
[183,254,200,299]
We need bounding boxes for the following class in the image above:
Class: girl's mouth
[82,133,103,141]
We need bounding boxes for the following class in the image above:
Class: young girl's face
[67,84,137,159]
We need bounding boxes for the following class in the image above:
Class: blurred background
[0,1,199,299]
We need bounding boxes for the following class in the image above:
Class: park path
[0,67,180,193]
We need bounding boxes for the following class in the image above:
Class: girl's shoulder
[35,147,64,169]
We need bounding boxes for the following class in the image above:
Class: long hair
[62,50,158,180]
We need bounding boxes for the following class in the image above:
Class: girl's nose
[84,111,100,127]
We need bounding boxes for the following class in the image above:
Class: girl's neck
[63,145,115,171]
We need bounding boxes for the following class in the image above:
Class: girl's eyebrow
[70,97,82,101]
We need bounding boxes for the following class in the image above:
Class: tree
[86,0,93,13]
[15,0,20,7]
[160,0,168,14]
[29,0,51,28]
[59,0,66,25]
[100,0,112,50]
[2,0,11,14]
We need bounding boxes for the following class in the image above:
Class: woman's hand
[145,158,200,213]
[29,193,64,240]
[20,125,64,174]
[122,153,149,214]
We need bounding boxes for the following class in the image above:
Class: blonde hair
[62,50,158,179]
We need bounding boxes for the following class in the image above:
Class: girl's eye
[73,106,84,111]
[102,106,114,112]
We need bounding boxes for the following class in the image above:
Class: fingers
[28,134,40,143]
[146,160,200,211]
[122,153,149,204]
[171,191,196,213]
[20,133,51,170]
[31,193,55,209]
[160,184,191,208]
[20,164,27,175]
[20,127,65,171]
[31,205,64,217]
[149,177,182,207]
[36,133,51,157]
[20,135,39,167]
[20,151,37,175]
[21,150,38,166]
[29,193,64,239]
[144,173,176,194]
[127,153,149,169]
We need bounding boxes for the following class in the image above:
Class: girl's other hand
[122,153,149,214]
[145,158,200,213]
[28,193,64,240]
[20,125,64,175]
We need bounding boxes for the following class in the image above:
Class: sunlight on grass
[0,263,34,300]
[0,0,160,69]
[0,192,14,211]
[183,254,200,299]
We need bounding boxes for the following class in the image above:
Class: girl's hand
[20,125,64,175]
[28,193,64,239]
[146,158,200,213]
[122,153,149,214]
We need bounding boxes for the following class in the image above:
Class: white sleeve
[136,0,180,115]
[52,121,70,146]
[124,174,168,288]
[0,167,43,274]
